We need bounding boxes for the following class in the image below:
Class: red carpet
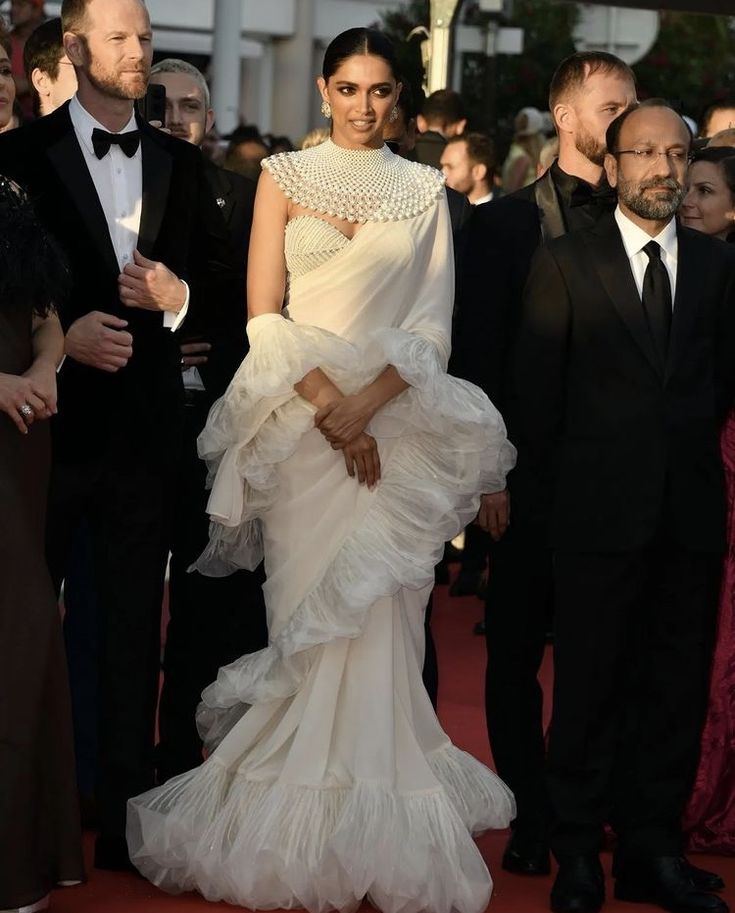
[50,581,735,913]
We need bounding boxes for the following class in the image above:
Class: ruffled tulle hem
[127,744,513,913]
[193,316,515,748]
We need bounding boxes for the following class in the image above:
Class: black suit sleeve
[507,243,571,520]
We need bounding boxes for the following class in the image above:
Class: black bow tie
[92,128,141,160]
[570,180,617,209]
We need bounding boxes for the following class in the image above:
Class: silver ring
[19,403,34,419]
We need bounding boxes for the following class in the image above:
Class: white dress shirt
[68,94,188,331]
[614,205,678,305]
[472,191,494,207]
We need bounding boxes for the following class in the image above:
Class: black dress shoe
[502,825,551,876]
[550,855,605,913]
[615,856,729,913]
[681,858,725,893]
[94,834,139,874]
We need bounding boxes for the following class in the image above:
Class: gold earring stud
[321,100,332,119]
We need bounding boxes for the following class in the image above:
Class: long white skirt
[127,422,514,913]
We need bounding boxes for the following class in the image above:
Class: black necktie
[641,240,672,364]
[92,128,141,160]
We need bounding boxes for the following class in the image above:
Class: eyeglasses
[616,149,688,164]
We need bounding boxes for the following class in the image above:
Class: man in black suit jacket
[0,0,226,870]
[148,60,268,784]
[511,101,735,913]
[451,51,638,876]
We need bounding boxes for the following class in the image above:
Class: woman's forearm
[358,366,409,416]
[31,313,64,370]
[295,367,344,410]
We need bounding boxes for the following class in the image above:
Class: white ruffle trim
[127,745,514,913]
[193,315,515,747]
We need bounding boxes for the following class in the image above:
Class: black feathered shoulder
[0,174,71,318]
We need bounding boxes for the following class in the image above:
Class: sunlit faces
[705,108,735,139]
[681,160,735,240]
[0,46,16,131]
[318,54,400,151]
[556,69,637,165]
[65,0,153,101]
[150,71,213,147]
[605,106,690,222]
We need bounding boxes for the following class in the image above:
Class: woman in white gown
[127,28,516,913]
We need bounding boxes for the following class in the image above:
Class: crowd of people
[2,2,735,913]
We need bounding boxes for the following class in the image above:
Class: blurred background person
[708,128,735,150]
[383,78,418,159]
[263,133,294,154]
[8,0,45,119]
[0,172,84,913]
[300,125,329,150]
[23,17,76,117]
[440,132,496,206]
[148,58,267,783]
[680,147,735,855]
[201,123,224,164]
[414,87,466,168]
[700,97,735,140]
[223,124,268,180]
[501,106,545,194]
[537,135,560,178]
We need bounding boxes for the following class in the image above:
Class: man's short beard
[575,126,606,167]
[87,64,148,100]
[618,175,685,220]
[81,41,148,101]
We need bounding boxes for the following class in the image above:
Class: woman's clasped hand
[0,365,57,434]
[315,392,381,488]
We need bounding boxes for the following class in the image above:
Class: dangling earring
[389,106,399,123]
[321,100,332,119]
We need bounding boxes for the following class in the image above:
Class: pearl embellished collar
[262,138,445,223]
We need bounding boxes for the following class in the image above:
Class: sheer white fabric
[127,183,516,913]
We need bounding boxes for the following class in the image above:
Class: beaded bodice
[284,216,352,280]
[263,139,445,224]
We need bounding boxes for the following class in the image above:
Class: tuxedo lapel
[665,226,699,382]
[46,109,120,276]
[534,169,565,242]
[584,214,663,377]
[137,125,172,259]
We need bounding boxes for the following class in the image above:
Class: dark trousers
[156,394,268,782]
[485,525,554,830]
[46,444,172,841]
[548,541,721,860]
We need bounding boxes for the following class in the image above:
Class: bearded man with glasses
[510,99,735,913]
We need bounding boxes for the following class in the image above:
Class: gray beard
[618,176,685,220]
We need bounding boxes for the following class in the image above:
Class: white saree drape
[127,191,517,913]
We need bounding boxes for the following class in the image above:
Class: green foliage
[631,12,735,122]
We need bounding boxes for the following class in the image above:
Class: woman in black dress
[0,174,85,912]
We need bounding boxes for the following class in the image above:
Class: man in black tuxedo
[453,51,638,876]
[0,0,225,871]
[148,58,268,784]
[511,100,735,913]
